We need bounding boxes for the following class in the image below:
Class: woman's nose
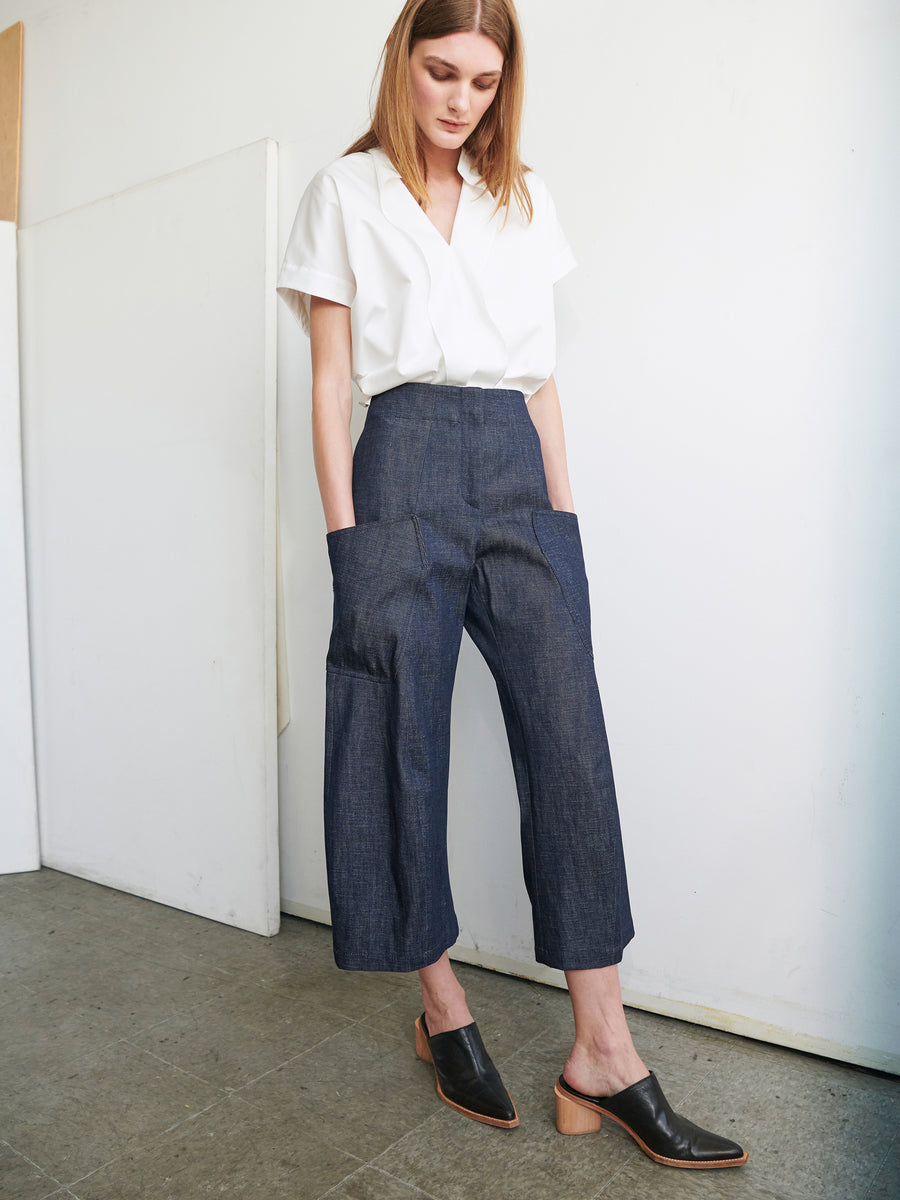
[447,85,469,115]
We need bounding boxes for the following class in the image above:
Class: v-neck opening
[420,176,464,249]
[370,147,486,253]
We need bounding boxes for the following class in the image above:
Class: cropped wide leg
[323,383,634,972]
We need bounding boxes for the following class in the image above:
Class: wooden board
[0,23,23,224]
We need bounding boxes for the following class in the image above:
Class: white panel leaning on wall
[17,141,280,930]
[0,219,40,874]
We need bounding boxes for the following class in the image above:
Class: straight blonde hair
[345,0,532,222]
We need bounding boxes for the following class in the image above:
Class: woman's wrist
[550,492,576,514]
[324,504,356,534]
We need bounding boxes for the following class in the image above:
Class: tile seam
[0,1137,65,1191]
[863,1122,900,1200]
[120,1037,234,1091]
[3,1034,133,1106]
[370,1164,443,1199]
[313,1162,371,1199]
[253,984,391,1027]
[366,1103,476,1169]
[226,1020,364,1092]
[61,1093,233,1190]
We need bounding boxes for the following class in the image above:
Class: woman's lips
[439,119,466,130]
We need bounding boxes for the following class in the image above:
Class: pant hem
[535,933,634,973]
[332,932,459,974]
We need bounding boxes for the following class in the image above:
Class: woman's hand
[527,375,577,513]
[310,296,356,532]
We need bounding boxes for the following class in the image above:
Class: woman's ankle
[563,1038,648,1098]
[421,995,474,1034]
[418,954,473,1034]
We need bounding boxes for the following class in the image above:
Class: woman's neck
[422,143,462,183]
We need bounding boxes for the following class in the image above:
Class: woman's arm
[309,296,356,532]
[527,374,576,513]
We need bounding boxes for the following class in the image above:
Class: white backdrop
[3,0,897,1071]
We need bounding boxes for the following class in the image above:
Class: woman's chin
[423,124,468,150]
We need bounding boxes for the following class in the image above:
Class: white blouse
[276,147,576,403]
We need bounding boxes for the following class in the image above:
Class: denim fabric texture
[324,383,634,972]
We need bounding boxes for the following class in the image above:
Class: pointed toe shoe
[555,1071,747,1168]
[415,1013,519,1129]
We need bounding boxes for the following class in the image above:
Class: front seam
[467,571,546,945]
[411,513,430,569]
[531,512,594,660]
[411,416,437,522]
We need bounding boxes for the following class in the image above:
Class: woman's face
[408,31,504,154]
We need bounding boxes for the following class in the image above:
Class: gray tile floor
[1,869,897,1200]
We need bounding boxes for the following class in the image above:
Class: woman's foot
[559,964,746,1167]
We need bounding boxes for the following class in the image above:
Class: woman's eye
[474,81,496,91]
[429,71,451,81]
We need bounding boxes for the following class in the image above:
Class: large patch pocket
[325,515,429,678]
[532,509,594,659]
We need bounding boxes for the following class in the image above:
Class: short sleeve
[276,168,356,336]
[527,170,577,285]
[546,189,577,284]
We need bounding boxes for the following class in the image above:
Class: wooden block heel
[554,1081,603,1134]
[414,1016,433,1064]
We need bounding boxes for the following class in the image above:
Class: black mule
[555,1071,748,1168]
[415,1013,519,1128]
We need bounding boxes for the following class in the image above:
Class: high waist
[324,382,634,972]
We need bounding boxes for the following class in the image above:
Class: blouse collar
[369,146,483,192]
[457,151,483,187]
[369,146,498,269]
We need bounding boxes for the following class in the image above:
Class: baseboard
[279,898,898,1076]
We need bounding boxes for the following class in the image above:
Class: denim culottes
[324,382,634,973]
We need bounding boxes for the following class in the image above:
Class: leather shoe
[555,1071,748,1168]
[415,1013,519,1128]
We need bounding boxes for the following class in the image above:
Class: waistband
[369,382,528,426]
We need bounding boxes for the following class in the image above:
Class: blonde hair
[345,0,532,221]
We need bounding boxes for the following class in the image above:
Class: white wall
[0,220,40,874]
[3,0,897,1071]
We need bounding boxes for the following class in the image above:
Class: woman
[277,0,747,1170]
